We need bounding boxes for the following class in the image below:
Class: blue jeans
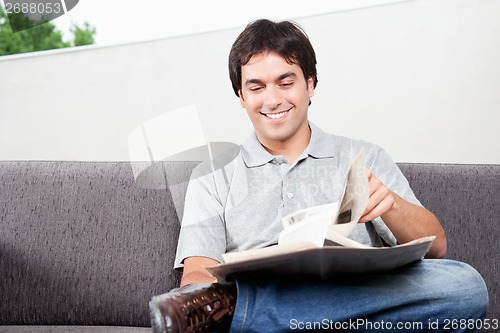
[229,259,488,332]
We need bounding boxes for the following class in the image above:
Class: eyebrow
[244,71,297,86]
[277,72,297,81]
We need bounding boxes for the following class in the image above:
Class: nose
[263,86,282,110]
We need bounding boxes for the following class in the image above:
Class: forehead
[241,51,304,81]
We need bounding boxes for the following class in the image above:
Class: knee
[432,260,489,318]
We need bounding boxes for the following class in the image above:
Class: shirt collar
[241,132,274,168]
[305,122,337,159]
[241,122,336,168]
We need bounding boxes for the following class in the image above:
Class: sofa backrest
[0,161,197,326]
[398,163,500,321]
[0,161,498,326]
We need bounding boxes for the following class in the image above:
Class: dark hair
[228,19,318,96]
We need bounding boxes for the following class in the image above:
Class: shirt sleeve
[173,167,227,271]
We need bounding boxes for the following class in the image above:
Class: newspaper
[206,150,435,281]
[207,236,435,281]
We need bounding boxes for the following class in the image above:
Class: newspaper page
[278,203,338,246]
[329,148,369,238]
[279,149,369,245]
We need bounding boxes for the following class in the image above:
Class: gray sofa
[0,161,498,332]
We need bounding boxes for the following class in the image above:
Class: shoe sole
[149,296,167,333]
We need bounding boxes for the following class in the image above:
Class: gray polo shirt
[174,122,421,270]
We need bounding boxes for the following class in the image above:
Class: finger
[358,213,372,223]
[367,172,382,196]
[364,182,389,214]
[360,197,394,222]
[362,186,394,222]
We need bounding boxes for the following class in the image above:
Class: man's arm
[174,163,228,287]
[360,170,447,259]
[180,256,219,287]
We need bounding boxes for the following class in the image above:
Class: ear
[238,89,245,108]
[307,77,315,99]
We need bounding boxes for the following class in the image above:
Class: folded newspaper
[206,150,435,281]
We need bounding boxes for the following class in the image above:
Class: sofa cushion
[0,326,151,333]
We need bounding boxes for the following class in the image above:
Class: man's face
[239,51,315,149]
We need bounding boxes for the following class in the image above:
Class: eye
[249,86,263,92]
[280,81,293,88]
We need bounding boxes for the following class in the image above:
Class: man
[150,19,488,332]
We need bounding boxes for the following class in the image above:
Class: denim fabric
[230,259,488,333]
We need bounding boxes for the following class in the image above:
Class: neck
[258,123,311,164]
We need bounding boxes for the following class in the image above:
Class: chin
[262,128,294,143]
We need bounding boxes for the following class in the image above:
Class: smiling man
[238,51,314,164]
[149,19,488,333]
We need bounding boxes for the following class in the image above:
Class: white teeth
[264,111,287,119]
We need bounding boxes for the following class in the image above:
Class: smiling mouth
[261,108,291,120]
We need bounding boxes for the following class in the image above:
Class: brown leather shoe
[149,283,237,333]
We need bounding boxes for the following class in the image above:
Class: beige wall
[1,0,499,163]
